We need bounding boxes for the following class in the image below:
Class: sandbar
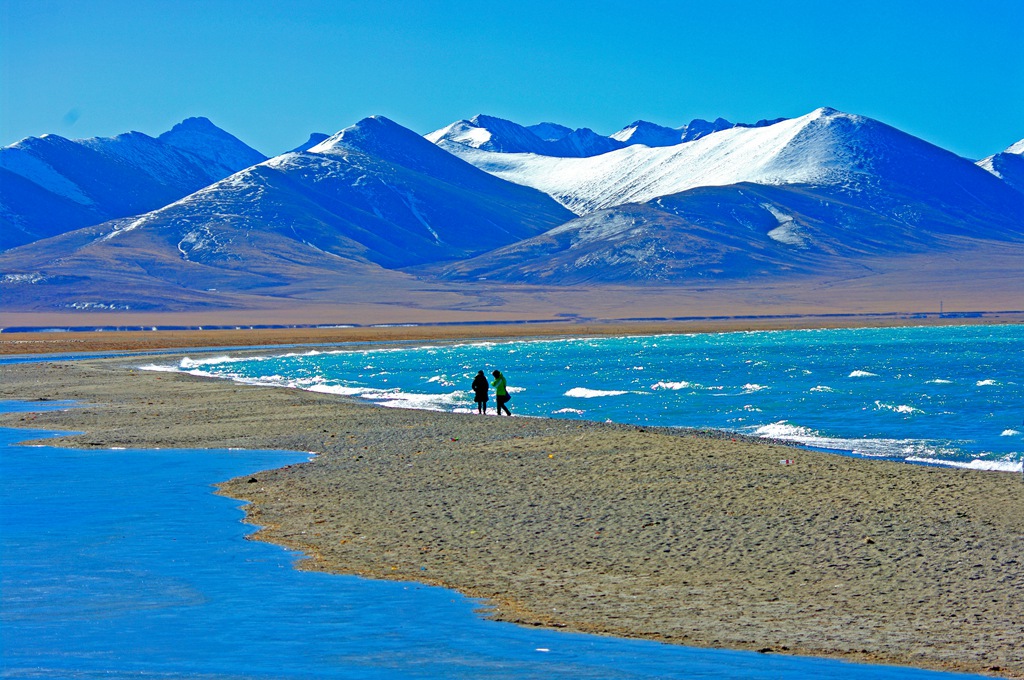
[1,337,1021,678]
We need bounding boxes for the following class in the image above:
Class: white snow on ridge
[424,121,493,148]
[0,140,94,205]
[978,138,1024,179]
[437,109,862,214]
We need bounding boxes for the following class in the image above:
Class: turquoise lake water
[149,324,1024,472]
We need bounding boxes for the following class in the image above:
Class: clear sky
[2,0,1021,160]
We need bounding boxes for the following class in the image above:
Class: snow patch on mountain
[978,138,1024,195]
[0,137,95,205]
[426,115,626,158]
[610,120,686,147]
[424,120,495,149]
[762,204,807,247]
[440,108,850,214]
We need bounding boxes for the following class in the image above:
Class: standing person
[491,370,511,416]
[471,370,489,414]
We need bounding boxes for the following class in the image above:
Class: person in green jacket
[491,370,511,416]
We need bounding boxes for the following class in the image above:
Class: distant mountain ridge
[432,108,1024,284]
[0,117,266,250]
[429,108,1024,216]
[1,107,1022,313]
[426,113,788,160]
[0,115,573,310]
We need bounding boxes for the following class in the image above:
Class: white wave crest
[905,457,1023,473]
[753,421,818,439]
[178,355,252,369]
[926,379,953,384]
[1001,429,1021,437]
[650,381,694,390]
[976,379,999,386]
[136,363,180,373]
[553,408,585,415]
[848,370,878,378]
[365,390,467,411]
[810,385,833,392]
[305,384,368,396]
[742,383,769,393]
[749,421,965,462]
[565,387,629,398]
[875,401,923,415]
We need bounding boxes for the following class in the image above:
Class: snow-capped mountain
[609,120,691,147]
[608,117,786,147]
[434,109,1024,284]
[526,122,573,142]
[157,117,267,177]
[432,108,1023,216]
[426,115,625,158]
[427,114,792,163]
[0,116,573,310]
[2,107,1021,312]
[0,118,266,250]
[978,139,1024,195]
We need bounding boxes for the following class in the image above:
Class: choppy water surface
[0,406,991,679]
[151,324,1024,472]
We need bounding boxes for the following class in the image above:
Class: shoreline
[3,311,1024,356]
[1,340,1022,678]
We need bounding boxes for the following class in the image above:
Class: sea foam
[565,387,629,398]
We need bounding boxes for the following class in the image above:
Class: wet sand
[1,345,1022,678]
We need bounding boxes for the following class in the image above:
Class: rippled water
[148,324,1024,472]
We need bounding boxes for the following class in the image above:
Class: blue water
[0,403,989,678]
[150,324,1024,472]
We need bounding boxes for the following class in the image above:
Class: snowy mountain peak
[157,117,266,174]
[527,122,573,142]
[306,115,507,185]
[436,107,1007,215]
[426,115,547,154]
[978,137,1024,195]
[427,114,627,158]
[165,116,221,134]
[309,115,424,155]
[610,120,683,146]
[1,118,269,250]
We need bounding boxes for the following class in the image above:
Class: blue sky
[2,0,1021,159]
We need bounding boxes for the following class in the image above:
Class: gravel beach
[2,349,1022,678]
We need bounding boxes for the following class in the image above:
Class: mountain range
[0,117,266,251]
[424,113,786,159]
[1,108,1022,317]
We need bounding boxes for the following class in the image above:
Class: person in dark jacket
[491,370,511,416]
[471,370,489,414]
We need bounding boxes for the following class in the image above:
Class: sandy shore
[4,312,1024,356]
[2,347,1022,678]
